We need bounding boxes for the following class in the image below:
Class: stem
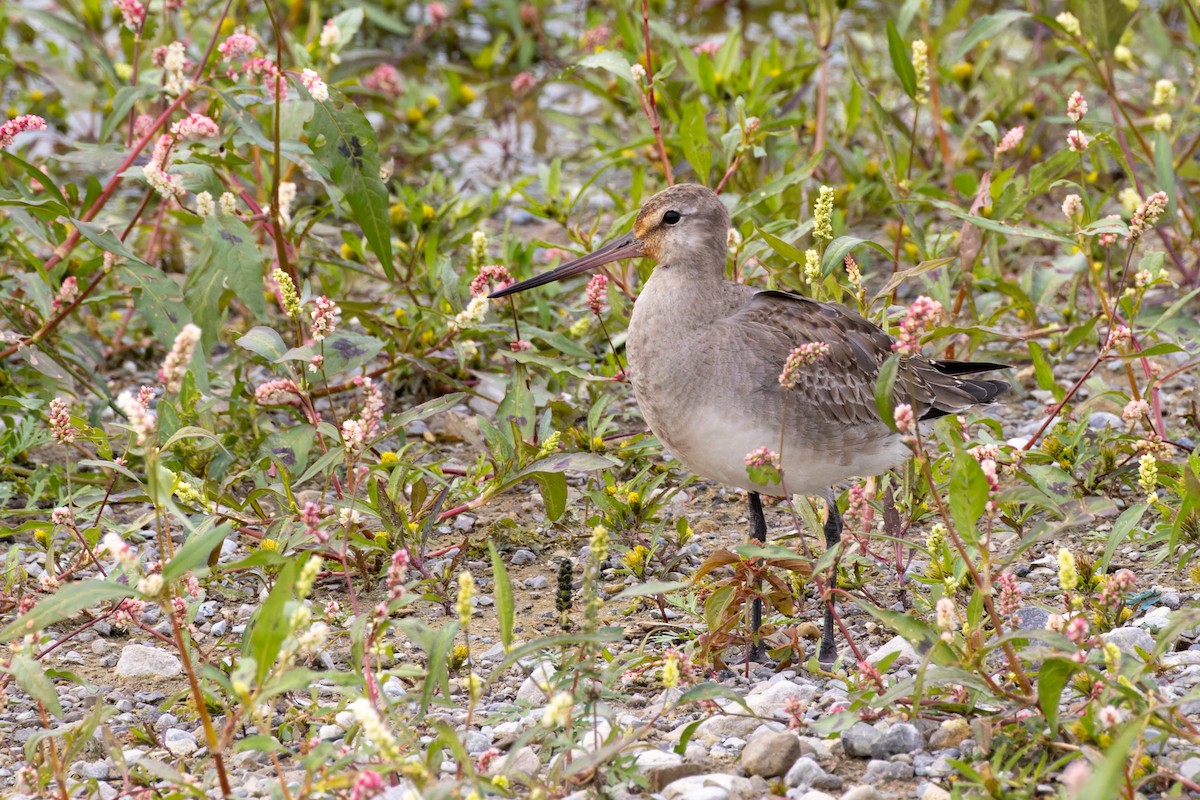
[640,0,673,185]
[169,595,233,798]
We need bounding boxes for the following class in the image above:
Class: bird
[490,183,1008,664]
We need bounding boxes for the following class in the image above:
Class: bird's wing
[731,290,1006,424]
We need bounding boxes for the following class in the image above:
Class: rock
[928,718,970,750]
[796,792,836,800]
[1102,626,1155,657]
[863,759,914,783]
[72,759,111,779]
[921,784,952,800]
[662,773,755,800]
[317,724,343,741]
[746,681,816,716]
[1178,756,1200,783]
[841,787,881,800]
[638,750,704,792]
[382,677,407,699]
[865,636,917,668]
[511,549,536,566]
[1088,412,1122,430]
[516,662,556,704]
[785,756,831,789]
[870,723,923,758]
[741,730,801,778]
[115,645,181,679]
[840,722,882,759]
[1013,606,1050,630]
[462,730,491,755]
[689,711,765,743]
[486,745,538,781]
[1159,591,1183,610]
[163,728,198,756]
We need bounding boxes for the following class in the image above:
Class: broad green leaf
[704,584,737,633]
[681,100,712,184]
[578,51,636,85]
[875,354,900,430]
[418,623,457,716]
[1100,503,1147,571]
[0,579,133,641]
[118,261,192,346]
[1037,657,1080,733]
[611,580,688,601]
[820,236,893,277]
[510,452,618,483]
[951,11,1030,61]
[948,447,989,543]
[305,88,393,276]
[886,20,918,98]
[1027,342,1060,398]
[237,326,289,362]
[488,542,515,651]
[244,558,297,684]
[1068,0,1135,51]
[757,228,808,266]
[186,215,266,351]
[163,523,231,582]
[281,330,384,375]
[6,654,63,718]
[534,472,567,521]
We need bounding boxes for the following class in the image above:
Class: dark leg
[819,494,843,665]
[748,492,767,661]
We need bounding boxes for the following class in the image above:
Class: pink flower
[1098,213,1122,247]
[1105,324,1131,350]
[1066,129,1088,152]
[585,274,608,316]
[171,113,219,140]
[891,295,943,355]
[993,125,1024,157]
[219,32,258,61]
[1122,398,1150,422]
[510,72,536,94]
[893,403,914,434]
[114,0,145,29]
[1066,91,1087,123]
[48,398,74,444]
[254,379,302,405]
[997,573,1021,616]
[51,276,78,311]
[0,115,47,148]
[300,69,329,102]
[510,339,532,352]
[692,40,723,55]
[349,769,384,800]
[158,323,201,394]
[843,482,873,534]
[1065,616,1089,645]
[363,64,403,96]
[581,24,610,50]
[354,376,384,438]
[310,295,340,340]
[743,446,780,469]
[427,2,449,24]
[469,264,514,297]
[778,342,831,389]
[1126,191,1168,243]
[387,549,409,600]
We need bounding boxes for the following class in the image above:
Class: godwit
[491,184,1008,664]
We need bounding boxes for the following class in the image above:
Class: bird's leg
[747,492,768,662]
[818,493,844,666]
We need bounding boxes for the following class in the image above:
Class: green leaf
[304,88,393,276]
[948,446,989,544]
[1037,657,1080,734]
[509,452,618,484]
[577,51,636,86]
[100,84,160,144]
[6,654,63,718]
[534,472,567,521]
[186,215,266,351]
[1100,503,1147,572]
[237,326,289,362]
[488,542,515,652]
[886,20,918,98]
[681,100,712,184]
[821,236,898,277]
[163,523,231,583]
[1068,0,1135,51]
[704,584,737,633]
[1027,342,1061,398]
[281,331,384,376]
[757,227,808,265]
[244,558,297,684]
[418,623,457,716]
[0,580,134,641]
[118,261,192,346]
[951,11,1030,61]
[875,354,900,430]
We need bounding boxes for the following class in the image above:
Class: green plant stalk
[640,0,673,186]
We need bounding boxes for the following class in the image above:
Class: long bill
[489,231,643,299]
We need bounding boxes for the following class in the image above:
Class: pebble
[840,722,882,759]
[841,787,881,800]
[1102,626,1155,656]
[740,730,801,778]
[516,662,556,704]
[163,728,198,756]
[870,723,924,758]
[662,773,756,800]
[511,549,537,566]
[928,718,970,750]
[1013,606,1050,630]
[863,758,914,782]
[785,756,840,790]
[865,635,917,668]
[115,644,181,679]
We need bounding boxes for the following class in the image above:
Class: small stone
[871,723,923,758]
[1102,626,1155,657]
[841,722,882,759]
[662,773,755,800]
[741,730,801,778]
[863,759,914,783]
[841,787,881,800]
[115,645,181,679]
[90,640,110,656]
[382,676,407,698]
[163,728,198,756]
[1013,606,1050,630]
[928,718,970,750]
[920,784,952,800]
[511,549,536,566]
[523,575,550,590]
[317,724,343,741]
[865,635,917,668]
[487,745,539,781]
[516,662,556,704]
[210,619,228,637]
[1178,756,1200,783]
[1088,412,1122,430]
[785,756,828,789]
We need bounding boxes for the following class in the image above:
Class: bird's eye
[662,210,681,225]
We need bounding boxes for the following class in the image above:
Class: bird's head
[489,183,730,299]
